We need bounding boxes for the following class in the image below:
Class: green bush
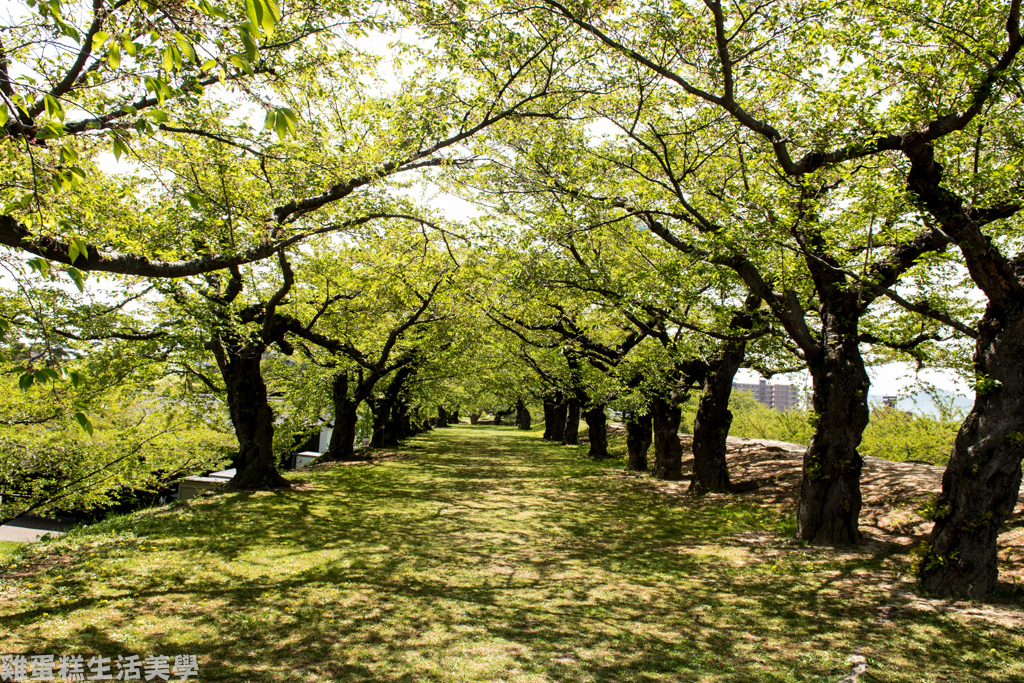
[685,388,961,465]
[859,408,959,465]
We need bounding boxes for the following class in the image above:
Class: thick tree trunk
[651,396,683,480]
[320,373,363,462]
[369,398,391,448]
[222,348,288,490]
[542,399,555,439]
[547,393,566,442]
[919,305,1024,599]
[449,408,460,424]
[797,341,870,545]
[584,404,610,459]
[515,399,532,430]
[626,411,652,471]
[561,398,580,445]
[436,405,450,428]
[469,412,480,425]
[395,399,413,440]
[690,347,744,494]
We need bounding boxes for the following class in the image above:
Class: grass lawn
[0,540,22,561]
[1,425,1022,682]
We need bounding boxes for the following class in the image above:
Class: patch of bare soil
[681,435,1024,594]
[606,425,1024,599]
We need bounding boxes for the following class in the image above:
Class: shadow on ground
[1,425,1022,682]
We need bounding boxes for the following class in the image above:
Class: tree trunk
[690,347,744,494]
[469,412,480,425]
[436,405,450,428]
[584,404,610,459]
[542,399,555,439]
[919,305,1024,600]
[222,347,288,490]
[515,399,532,430]
[395,399,413,440]
[561,397,580,445]
[449,408,460,424]
[651,396,683,480]
[626,411,652,472]
[796,340,869,545]
[320,373,363,462]
[369,398,390,447]
[547,393,566,442]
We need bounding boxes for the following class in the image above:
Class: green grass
[1,425,1022,681]
[0,540,22,561]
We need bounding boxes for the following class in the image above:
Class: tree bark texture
[547,393,567,442]
[320,372,363,462]
[796,340,869,545]
[221,345,288,490]
[690,345,745,494]
[436,405,450,428]
[919,306,1024,599]
[469,412,480,425]
[626,411,652,471]
[651,396,683,481]
[561,398,580,445]
[584,405,610,459]
[515,399,532,430]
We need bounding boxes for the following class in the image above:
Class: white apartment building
[732,379,798,411]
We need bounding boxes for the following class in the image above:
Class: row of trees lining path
[3,0,1023,604]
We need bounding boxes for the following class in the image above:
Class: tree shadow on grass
[2,425,1022,682]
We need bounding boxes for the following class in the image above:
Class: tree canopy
[3,0,1024,601]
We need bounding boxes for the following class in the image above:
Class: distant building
[732,379,797,411]
[881,395,897,408]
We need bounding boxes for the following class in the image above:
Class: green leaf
[91,30,109,50]
[257,0,280,37]
[201,58,218,71]
[27,258,50,277]
[35,121,65,139]
[70,236,89,262]
[0,105,7,127]
[19,373,34,392]
[112,134,129,161]
[245,0,261,32]
[36,368,60,383]
[66,266,85,292]
[162,45,174,72]
[122,35,137,57]
[238,26,258,62]
[69,371,83,388]
[184,192,206,209]
[108,39,121,68]
[173,31,197,62]
[43,94,64,121]
[59,140,78,163]
[278,107,297,136]
[74,411,94,437]
[34,120,64,139]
